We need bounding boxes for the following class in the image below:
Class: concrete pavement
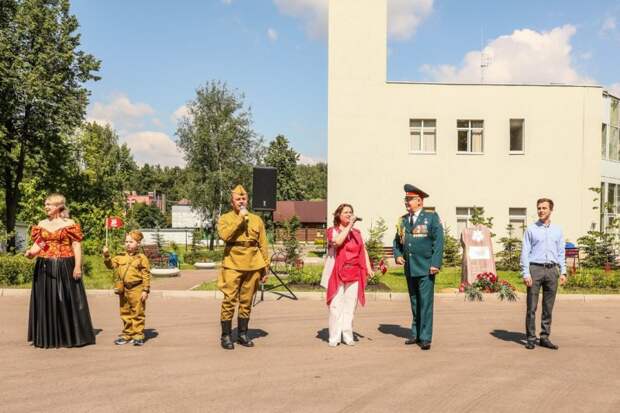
[2,294,620,412]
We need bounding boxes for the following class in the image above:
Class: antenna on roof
[480,27,491,83]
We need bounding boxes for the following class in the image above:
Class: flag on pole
[106,216,124,229]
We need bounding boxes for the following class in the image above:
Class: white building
[328,0,620,246]
[171,204,209,229]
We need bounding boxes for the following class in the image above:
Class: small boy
[103,230,151,346]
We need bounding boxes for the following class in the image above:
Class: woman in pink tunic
[322,203,373,347]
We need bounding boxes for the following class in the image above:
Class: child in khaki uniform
[103,230,151,346]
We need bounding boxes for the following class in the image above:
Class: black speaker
[252,167,277,211]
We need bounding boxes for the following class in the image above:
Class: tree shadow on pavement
[377,324,410,339]
[490,329,527,345]
[145,329,159,342]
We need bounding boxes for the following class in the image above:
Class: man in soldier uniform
[393,184,444,350]
[217,185,269,350]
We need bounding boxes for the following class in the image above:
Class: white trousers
[328,281,359,345]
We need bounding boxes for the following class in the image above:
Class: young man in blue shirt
[520,198,567,350]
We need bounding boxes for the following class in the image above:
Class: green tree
[297,162,327,200]
[130,203,166,229]
[264,135,303,200]
[0,0,100,249]
[281,216,301,266]
[469,206,495,237]
[442,226,461,267]
[496,224,522,271]
[176,81,262,249]
[365,217,388,285]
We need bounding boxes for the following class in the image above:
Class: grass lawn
[194,265,620,295]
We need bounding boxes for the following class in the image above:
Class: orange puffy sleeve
[65,224,84,242]
[31,226,42,242]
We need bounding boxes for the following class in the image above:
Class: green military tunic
[217,210,269,321]
[393,210,444,342]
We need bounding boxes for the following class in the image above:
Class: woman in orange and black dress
[24,193,95,348]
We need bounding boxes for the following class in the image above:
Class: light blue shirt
[520,220,566,277]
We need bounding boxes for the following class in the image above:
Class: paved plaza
[2,293,620,412]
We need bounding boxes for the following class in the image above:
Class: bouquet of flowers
[460,272,517,302]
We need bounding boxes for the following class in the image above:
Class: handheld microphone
[354,217,363,222]
[240,205,249,222]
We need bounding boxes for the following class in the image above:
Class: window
[601,182,620,232]
[510,119,524,153]
[508,208,527,239]
[602,124,608,159]
[410,119,436,153]
[456,207,477,235]
[611,126,620,161]
[457,120,483,153]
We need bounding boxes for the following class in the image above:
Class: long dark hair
[333,203,354,227]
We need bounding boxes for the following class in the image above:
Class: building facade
[328,0,619,246]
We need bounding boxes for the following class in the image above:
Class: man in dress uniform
[393,184,444,350]
[217,185,270,350]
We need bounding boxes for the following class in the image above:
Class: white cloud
[87,94,155,133]
[273,0,433,40]
[171,104,191,124]
[609,83,620,98]
[123,131,185,167]
[267,27,279,41]
[298,154,325,165]
[388,0,433,40]
[600,16,617,36]
[420,25,594,85]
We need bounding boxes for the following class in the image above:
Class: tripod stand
[253,249,298,306]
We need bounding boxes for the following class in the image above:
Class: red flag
[106,216,124,229]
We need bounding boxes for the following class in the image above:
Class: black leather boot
[220,320,234,350]
[237,318,254,347]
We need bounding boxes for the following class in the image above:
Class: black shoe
[114,337,130,345]
[237,318,254,347]
[221,320,234,350]
[132,338,145,347]
[539,338,558,350]
[525,341,535,350]
[419,341,431,350]
[405,338,418,345]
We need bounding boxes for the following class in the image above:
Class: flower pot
[194,262,216,269]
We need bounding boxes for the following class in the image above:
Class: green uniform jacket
[393,210,444,277]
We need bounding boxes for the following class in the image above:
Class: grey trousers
[525,264,559,341]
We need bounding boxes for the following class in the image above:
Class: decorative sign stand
[460,224,496,285]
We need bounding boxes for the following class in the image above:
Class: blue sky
[72,0,620,167]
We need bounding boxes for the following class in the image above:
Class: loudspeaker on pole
[252,167,277,211]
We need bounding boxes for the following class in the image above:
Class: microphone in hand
[354,217,363,222]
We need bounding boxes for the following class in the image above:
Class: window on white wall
[456,207,477,235]
[611,126,620,161]
[457,120,483,153]
[602,123,608,159]
[508,208,527,239]
[409,119,436,153]
[510,119,524,153]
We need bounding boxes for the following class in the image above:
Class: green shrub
[287,266,322,286]
[564,271,620,290]
[0,255,35,285]
[184,249,224,264]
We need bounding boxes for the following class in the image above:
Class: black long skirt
[28,257,96,348]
